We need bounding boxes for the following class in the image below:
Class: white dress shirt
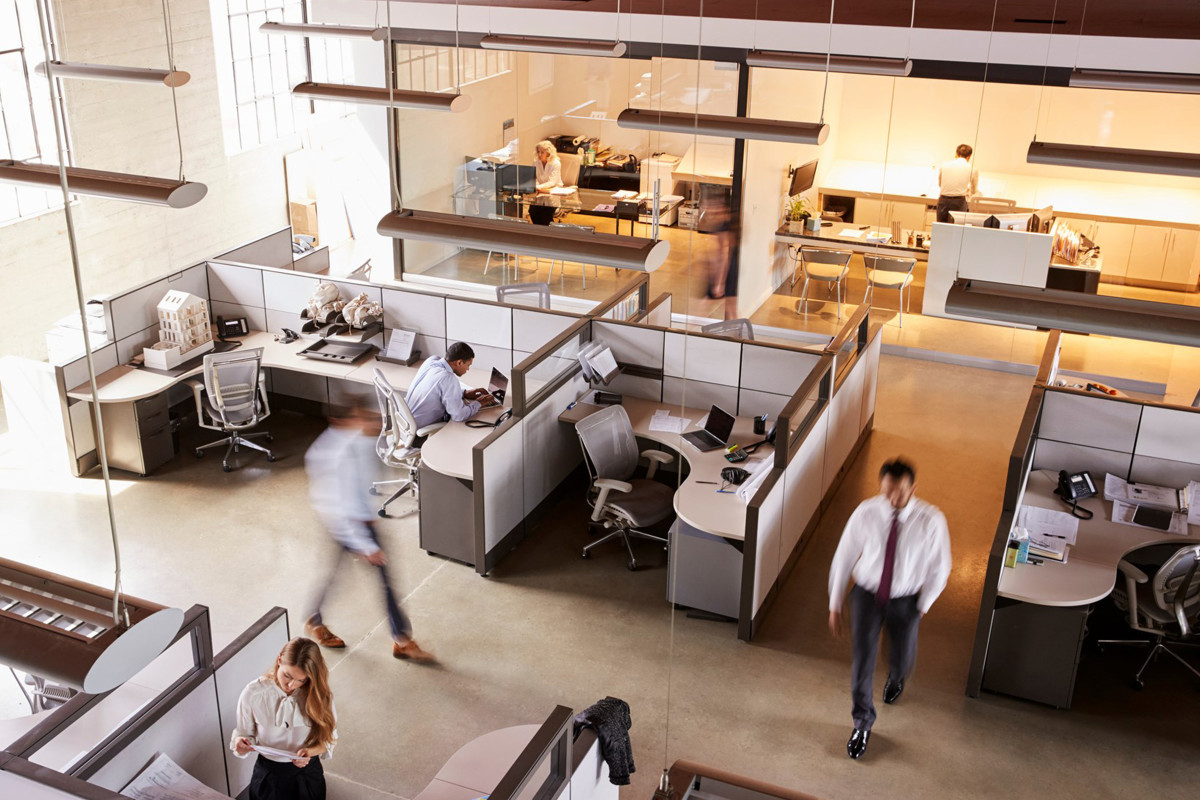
[305,426,378,555]
[230,676,338,762]
[938,157,978,197]
[405,356,480,428]
[828,495,952,614]
[535,157,563,192]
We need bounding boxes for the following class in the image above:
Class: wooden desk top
[774,223,931,261]
[561,396,773,541]
[998,470,1200,607]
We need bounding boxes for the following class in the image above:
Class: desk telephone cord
[1053,487,1095,520]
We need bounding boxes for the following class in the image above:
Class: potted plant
[786,196,812,233]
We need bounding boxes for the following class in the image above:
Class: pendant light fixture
[1026,141,1200,178]
[377,209,670,272]
[1068,69,1200,95]
[0,160,208,207]
[292,81,470,112]
[617,108,829,144]
[480,35,626,58]
[745,51,911,76]
[260,21,384,40]
[36,60,190,87]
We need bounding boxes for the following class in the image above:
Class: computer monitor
[1031,206,1054,233]
[498,164,536,194]
[948,210,994,226]
[994,212,1032,231]
[788,159,818,197]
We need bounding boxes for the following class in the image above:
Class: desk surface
[775,223,931,261]
[561,397,773,541]
[997,470,1200,607]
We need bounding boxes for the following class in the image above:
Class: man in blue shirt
[406,342,495,428]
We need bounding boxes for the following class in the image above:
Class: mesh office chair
[1099,544,1200,689]
[863,255,918,328]
[575,405,674,570]
[701,318,755,340]
[370,368,447,517]
[190,347,274,472]
[794,247,853,319]
[496,282,552,309]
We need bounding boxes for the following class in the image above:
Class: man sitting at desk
[406,342,496,429]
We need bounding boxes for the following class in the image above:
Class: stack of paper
[1189,481,1200,526]
[1018,505,1078,563]
[648,409,691,434]
[1112,499,1190,535]
[1104,473,1183,510]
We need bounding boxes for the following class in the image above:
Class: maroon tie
[876,512,900,607]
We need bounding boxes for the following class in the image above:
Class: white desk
[420,402,513,481]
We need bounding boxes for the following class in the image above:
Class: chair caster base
[1132,678,1145,691]
[222,463,232,472]
[267,454,276,463]
[369,487,380,496]
[581,550,590,559]
[627,561,637,571]
[378,510,390,518]
[195,450,204,458]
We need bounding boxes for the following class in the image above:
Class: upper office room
[315,0,1200,76]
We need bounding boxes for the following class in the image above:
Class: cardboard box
[289,199,318,240]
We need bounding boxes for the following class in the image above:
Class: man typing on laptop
[407,342,497,429]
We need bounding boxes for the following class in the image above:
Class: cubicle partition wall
[588,272,648,321]
[213,228,297,270]
[967,331,1200,705]
[640,293,672,328]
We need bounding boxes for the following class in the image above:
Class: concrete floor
[3,356,1199,799]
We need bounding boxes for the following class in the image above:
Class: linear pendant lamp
[377,209,670,272]
[745,50,911,77]
[0,160,207,208]
[0,557,184,694]
[1026,141,1200,178]
[260,21,383,40]
[292,81,470,112]
[617,108,829,145]
[36,60,190,87]
[479,34,626,58]
[1069,69,1200,95]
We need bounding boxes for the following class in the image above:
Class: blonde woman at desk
[534,140,563,193]
[231,637,337,800]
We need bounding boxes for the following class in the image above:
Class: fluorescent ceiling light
[260,21,382,40]
[0,557,184,694]
[1026,141,1200,178]
[0,160,207,208]
[480,34,626,58]
[377,209,669,272]
[293,81,469,112]
[746,50,911,76]
[37,60,190,87]
[945,278,1200,348]
[617,108,829,145]
[1069,69,1200,94]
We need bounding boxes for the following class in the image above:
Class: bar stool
[794,247,853,319]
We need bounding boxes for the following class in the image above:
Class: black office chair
[528,203,556,225]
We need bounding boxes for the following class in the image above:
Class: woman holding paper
[231,637,337,800]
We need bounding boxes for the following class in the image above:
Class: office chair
[190,347,274,472]
[496,282,552,309]
[575,405,674,570]
[549,222,599,288]
[701,318,755,340]
[794,247,853,319]
[863,255,918,328]
[370,368,446,517]
[10,668,75,713]
[1098,544,1200,690]
[483,213,531,283]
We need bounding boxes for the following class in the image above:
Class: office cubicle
[966,331,1200,703]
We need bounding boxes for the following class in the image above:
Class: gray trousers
[850,584,921,730]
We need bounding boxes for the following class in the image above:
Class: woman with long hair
[231,637,337,800]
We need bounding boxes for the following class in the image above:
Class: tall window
[0,0,67,225]
[393,46,511,92]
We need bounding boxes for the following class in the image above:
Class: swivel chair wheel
[265,434,274,443]
[369,487,380,496]
[627,561,638,571]
[1132,678,1145,691]
[222,462,232,473]
[581,549,590,559]
[378,509,390,518]
[267,454,277,463]
[195,449,204,459]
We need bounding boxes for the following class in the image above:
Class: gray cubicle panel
[213,227,296,270]
[293,247,331,274]
[641,293,672,328]
[0,768,104,800]
[213,607,291,800]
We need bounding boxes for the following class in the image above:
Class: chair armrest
[591,478,632,522]
[640,450,672,480]
[186,380,217,431]
[595,479,633,493]
[1117,559,1149,630]
[1117,560,1149,584]
[417,421,448,437]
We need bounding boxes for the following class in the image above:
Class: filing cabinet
[98,393,175,476]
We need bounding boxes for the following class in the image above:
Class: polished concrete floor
[3,356,1198,800]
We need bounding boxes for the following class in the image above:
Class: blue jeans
[309,522,411,641]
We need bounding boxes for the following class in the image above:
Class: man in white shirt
[304,398,435,662]
[405,342,495,430]
[828,458,952,759]
[936,144,979,223]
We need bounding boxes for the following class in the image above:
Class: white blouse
[230,676,338,763]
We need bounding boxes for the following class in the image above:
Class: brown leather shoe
[392,638,436,663]
[304,619,346,648]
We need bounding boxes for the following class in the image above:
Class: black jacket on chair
[573,696,635,786]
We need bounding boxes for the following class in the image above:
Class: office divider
[588,272,648,320]
[641,292,672,327]
[490,706,573,800]
[213,227,296,270]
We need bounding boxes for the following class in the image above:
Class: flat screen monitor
[948,210,994,226]
[498,164,536,194]
[788,159,818,197]
[1031,206,1054,233]
[994,212,1032,231]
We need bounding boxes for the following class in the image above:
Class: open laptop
[489,368,509,403]
[681,405,735,452]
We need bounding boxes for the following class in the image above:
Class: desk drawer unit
[982,598,1089,709]
[418,463,476,566]
[98,393,174,476]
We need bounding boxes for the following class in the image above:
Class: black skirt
[250,754,325,800]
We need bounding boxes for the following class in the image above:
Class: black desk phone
[1055,470,1096,519]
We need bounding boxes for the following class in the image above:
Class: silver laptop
[681,405,735,452]
[489,368,509,402]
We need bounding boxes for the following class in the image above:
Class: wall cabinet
[1090,221,1134,279]
[852,198,933,232]
[1163,228,1199,285]
[1127,225,1171,282]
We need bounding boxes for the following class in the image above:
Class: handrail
[490,705,573,800]
[1035,329,1062,386]
[663,759,824,800]
[512,318,590,416]
[587,272,648,319]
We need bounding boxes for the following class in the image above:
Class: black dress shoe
[883,676,905,705]
[846,727,870,759]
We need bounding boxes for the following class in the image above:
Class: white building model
[143,290,214,369]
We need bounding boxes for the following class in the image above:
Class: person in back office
[534,140,564,194]
[406,342,496,429]
[828,458,952,760]
[304,397,435,663]
[936,144,979,223]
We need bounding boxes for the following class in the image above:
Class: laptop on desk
[489,368,509,403]
[681,405,735,452]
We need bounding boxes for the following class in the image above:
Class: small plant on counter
[786,196,811,221]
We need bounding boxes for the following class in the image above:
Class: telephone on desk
[1055,470,1096,519]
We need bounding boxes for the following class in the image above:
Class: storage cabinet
[1126,224,1199,287]
[98,393,174,476]
[1090,220,1134,279]
[1163,228,1199,285]
[852,198,933,232]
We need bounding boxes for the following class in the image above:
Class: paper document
[1017,505,1079,544]
[1112,499,1189,535]
[837,228,866,239]
[1104,473,1181,510]
[611,190,638,199]
[251,744,301,760]
[384,328,416,362]
[1189,482,1200,526]
[593,204,616,213]
[648,414,691,434]
[549,187,576,196]
[122,753,230,800]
